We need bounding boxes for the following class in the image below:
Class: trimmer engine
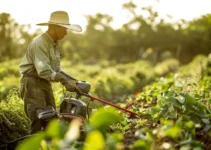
[58,81,91,122]
[59,97,87,121]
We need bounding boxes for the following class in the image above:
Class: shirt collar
[44,32,59,46]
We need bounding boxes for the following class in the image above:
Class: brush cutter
[57,80,141,122]
[36,80,141,129]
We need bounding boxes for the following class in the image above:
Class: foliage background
[0,1,211,150]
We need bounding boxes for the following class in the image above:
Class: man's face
[55,26,67,40]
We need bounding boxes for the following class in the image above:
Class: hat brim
[36,22,82,32]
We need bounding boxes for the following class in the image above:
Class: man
[19,11,82,134]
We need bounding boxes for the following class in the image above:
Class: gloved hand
[53,72,82,94]
[61,80,82,94]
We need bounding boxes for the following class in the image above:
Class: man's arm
[60,71,77,81]
[31,42,55,80]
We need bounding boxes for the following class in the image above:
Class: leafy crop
[0,55,211,149]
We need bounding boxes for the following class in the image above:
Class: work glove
[61,79,82,94]
[54,72,82,94]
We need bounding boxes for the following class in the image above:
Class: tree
[0,13,40,61]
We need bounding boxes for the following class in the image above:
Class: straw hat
[36,11,82,32]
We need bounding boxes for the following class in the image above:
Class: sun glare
[0,0,211,32]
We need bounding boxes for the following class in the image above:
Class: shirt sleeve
[30,42,56,80]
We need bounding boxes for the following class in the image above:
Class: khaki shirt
[19,32,61,80]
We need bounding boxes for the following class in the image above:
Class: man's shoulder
[32,34,47,44]
[26,34,50,53]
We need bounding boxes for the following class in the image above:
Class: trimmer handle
[76,81,91,94]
